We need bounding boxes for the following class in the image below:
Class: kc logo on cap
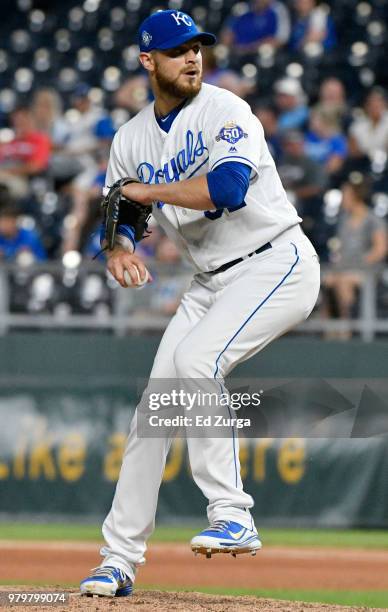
[138,9,216,53]
[170,11,193,26]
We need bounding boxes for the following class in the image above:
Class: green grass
[0,581,387,608]
[0,523,101,542]
[258,527,388,549]
[1,523,388,549]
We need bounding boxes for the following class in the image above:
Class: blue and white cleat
[80,565,133,598]
[191,520,262,558]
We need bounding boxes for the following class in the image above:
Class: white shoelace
[208,520,230,532]
[89,566,127,581]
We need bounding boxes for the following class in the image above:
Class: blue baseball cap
[138,10,216,52]
[72,82,91,99]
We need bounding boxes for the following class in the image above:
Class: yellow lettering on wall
[13,435,28,479]
[277,438,305,484]
[29,438,56,480]
[0,463,9,479]
[253,439,273,481]
[239,438,248,480]
[163,439,183,482]
[104,433,125,482]
[58,433,86,482]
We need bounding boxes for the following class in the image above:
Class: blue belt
[209,242,272,275]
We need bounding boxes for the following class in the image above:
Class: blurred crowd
[0,0,388,329]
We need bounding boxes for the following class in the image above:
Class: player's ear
[139,52,155,72]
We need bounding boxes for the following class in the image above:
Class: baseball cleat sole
[191,543,262,558]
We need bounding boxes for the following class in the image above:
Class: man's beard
[154,63,202,99]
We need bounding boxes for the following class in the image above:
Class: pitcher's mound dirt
[0,588,384,612]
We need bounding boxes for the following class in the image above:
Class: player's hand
[106,246,152,288]
[121,182,154,206]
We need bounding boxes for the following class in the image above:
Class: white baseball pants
[100,225,320,581]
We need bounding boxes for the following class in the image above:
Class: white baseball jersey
[106,82,301,273]
[100,84,320,583]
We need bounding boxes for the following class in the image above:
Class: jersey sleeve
[104,127,129,193]
[102,125,137,252]
[206,97,263,179]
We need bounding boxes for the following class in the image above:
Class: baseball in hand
[123,267,149,289]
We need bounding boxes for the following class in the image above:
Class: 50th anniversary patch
[216,121,248,145]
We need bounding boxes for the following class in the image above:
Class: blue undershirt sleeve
[100,222,136,251]
[206,162,251,210]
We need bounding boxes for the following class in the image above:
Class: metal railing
[0,261,387,340]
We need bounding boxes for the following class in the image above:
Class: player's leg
[88,281,210,588]
[173,230,320,552]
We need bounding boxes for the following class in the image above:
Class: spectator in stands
[114,74,150,115]
[0,105,51,199]
[289,0,336,52]
[278,129,326,210]
[323,176,386,336]
[150,237,191,316]
[202,48,255,98]
[0,197,47,261]
[254,103,282,161]
[221,0,290,56]
[348,88,388,162]
[274,77,309,131]
[61,83,115,254]
[32,88,84,187]
[31,88,69,148]
[318,77,351,131]
[304,106,347,176]
[277,129,327,248]
[63,83,114,185]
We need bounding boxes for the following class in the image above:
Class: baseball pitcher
[80,9,320,598]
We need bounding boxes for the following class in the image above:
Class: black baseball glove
[102,178,153,251]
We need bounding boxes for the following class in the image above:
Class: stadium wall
[0,333,387,527]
